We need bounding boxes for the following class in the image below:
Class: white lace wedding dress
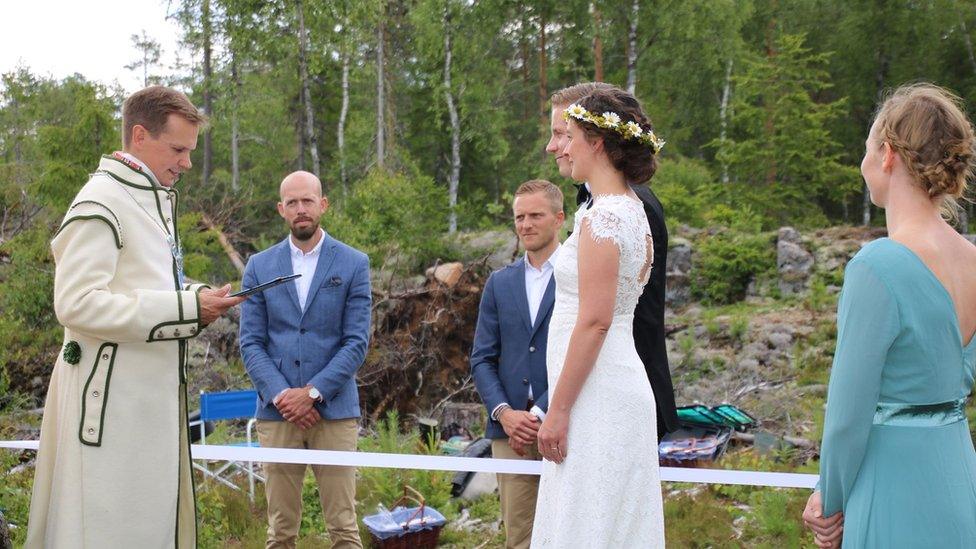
[531,194,665,547]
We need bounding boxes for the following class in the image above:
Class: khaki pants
[492,439,541,549]
[255,418,362,549]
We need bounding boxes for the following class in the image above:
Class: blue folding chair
[194,389,263,501]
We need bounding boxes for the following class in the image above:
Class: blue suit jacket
[470,257,554,439]
[239,233,371,421]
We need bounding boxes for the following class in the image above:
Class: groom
[471,179,564,549]
[546,82,679,438]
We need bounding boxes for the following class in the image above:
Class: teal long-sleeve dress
[819,238,976,547]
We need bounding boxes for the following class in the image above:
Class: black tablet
[230,274,302,297]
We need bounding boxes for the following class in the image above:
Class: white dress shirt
[525,246,559,326]
[492,246,560,423]
[288,228,324,311]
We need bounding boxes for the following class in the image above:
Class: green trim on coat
[167,188,182,291]
[176,287,184,320]
[55,216,123,249]
[97,166,156,191]
[147,319,199,342]
[78,342,118,447]
[175,382,198,548]
[68,200,123,241]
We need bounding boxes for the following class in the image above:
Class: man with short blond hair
[471,179,565,549]
[27,85,244,547]
[241,171,369,549]
[546,83,678,438]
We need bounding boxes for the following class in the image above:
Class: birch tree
[295,0,321,176]
[443,2,461,233]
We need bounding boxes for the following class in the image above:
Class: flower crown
[564,103,666,154]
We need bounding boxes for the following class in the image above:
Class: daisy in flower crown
[564,102,666,154]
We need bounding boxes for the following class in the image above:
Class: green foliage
[712,33,857,228]
[328,169,451,271]
[195,483,267,548]
[741,489,808,547]
[730,316,750,343]
[0,453,32,547]
[177,211,236,284]
[663,490,737,547]
[0,395,38,547]
[356,411,456,518]
[692,225,776,305]
[465,492,501,524]
[0,226,60,398]
[33,78,119,211]
[677,331,697,370]
[651,157,718,228]
[803,278,833,314]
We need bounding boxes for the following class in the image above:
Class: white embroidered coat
[26,155,207,548]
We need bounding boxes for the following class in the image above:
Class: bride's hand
[537,412,569,464]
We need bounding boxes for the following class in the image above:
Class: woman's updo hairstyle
[574,88,658,185]
[874,83,975,216]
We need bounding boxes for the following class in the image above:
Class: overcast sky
[1,0,186,94]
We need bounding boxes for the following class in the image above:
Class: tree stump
[439,402,485,437]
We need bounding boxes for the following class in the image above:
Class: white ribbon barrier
[0,439,818,489]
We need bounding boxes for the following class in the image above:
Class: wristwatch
[307,386,322,402]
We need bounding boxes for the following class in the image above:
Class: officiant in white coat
[25,86,245,548]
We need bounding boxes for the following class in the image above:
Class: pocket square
[328,276,343,287]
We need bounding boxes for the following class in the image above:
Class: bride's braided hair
[875,84,975,216]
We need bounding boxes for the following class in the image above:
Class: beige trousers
[255,418,362,549]
[492,439,542,549]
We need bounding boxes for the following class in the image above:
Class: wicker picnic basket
[363,486,446,549]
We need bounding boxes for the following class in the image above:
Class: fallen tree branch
[201,213,245,276]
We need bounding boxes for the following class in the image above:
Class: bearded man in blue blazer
[471,179,564,549]
[240,171,370,549]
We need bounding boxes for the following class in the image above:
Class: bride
[532,87,666,547]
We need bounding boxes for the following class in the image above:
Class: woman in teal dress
[803,83,976,548]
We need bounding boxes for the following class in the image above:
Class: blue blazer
[470,258,554,439]
[239,233,371,421]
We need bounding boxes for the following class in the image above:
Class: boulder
[452,230,519,271]
[777,227,814,296]
[814,239,863,274]
[666,238,693,306]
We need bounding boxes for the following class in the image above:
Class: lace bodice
[552,194,653,318]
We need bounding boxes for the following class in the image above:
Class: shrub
[0,225,60,399]
[328,169,451,272]
[356,411,456,517]
[651,157,718,228]
[692,228,776,305]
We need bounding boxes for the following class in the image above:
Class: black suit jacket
[631,184,679,437]
[576,184,679,437]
